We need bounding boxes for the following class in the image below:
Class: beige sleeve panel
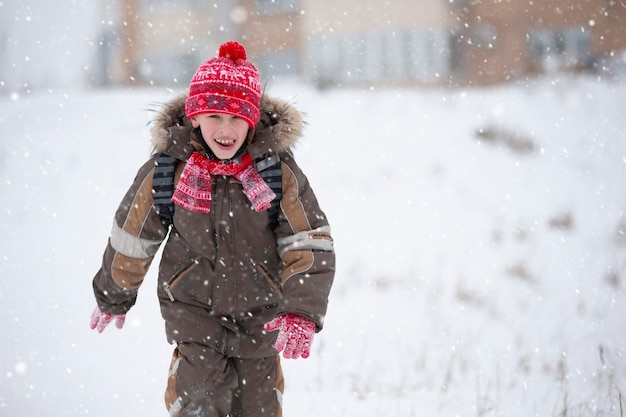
[111,252,153,289]
[281,249,314,285]
[279,163,314,282]
[122,169,156,236]
[109,164,162,290]
[278,162,334,282]
[280,162,312,233]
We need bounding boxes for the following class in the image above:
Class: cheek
[237,124,250,140]
[199,123,217,138]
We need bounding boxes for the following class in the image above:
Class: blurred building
[453,0,626,85]
[97,0,626,88]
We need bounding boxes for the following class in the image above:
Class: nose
[217,117,235,133]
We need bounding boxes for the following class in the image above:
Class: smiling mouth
[215,137,236,146]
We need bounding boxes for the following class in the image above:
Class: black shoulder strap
[152,152,283,229]
[152,154,177,228]
[255,154,282,229]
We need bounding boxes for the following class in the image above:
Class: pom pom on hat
[185,41,261,129]
[219,41,247,61]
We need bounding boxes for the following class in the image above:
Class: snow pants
[164,342,284,417]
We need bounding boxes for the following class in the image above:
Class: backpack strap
[255,154,282,229]
[152,154,177,228]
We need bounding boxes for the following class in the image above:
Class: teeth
[215,138,235,145]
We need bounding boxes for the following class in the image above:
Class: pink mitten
[90,306,126,333]
[264,313,316,359]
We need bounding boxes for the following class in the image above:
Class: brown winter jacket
[92,95,335,358]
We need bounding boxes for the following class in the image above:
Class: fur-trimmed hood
[149,94,304,157]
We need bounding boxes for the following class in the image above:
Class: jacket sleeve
[92,155,168,315]
[275,157,336,331]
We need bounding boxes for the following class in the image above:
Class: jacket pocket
[256,263,283,299]
[163,258,200,302]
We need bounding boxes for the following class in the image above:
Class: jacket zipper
[164,283,176,302]
[163,258,199,302]
[212,176,226,255]
[257,263,283,298]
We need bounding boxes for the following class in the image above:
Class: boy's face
[191,113,249,160]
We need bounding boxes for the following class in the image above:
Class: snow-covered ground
[1,75,625,416]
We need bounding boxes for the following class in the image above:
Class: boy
[90,41,335,417]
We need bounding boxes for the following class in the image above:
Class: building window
[406,28,453,81]
[140,0,205,14]
[307,35,343,87]
[255,0,301,14]
[308,28,454,86]
[257,50,300,79]
[528,27,590,71]
[139,52,198,86]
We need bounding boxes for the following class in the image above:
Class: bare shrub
[549,211,574,231]
[475,124,537,154]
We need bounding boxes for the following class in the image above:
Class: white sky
[0,0,98,93]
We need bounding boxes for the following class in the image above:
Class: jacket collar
[149,94,304,159]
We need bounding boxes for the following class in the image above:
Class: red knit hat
[185,41,261,129]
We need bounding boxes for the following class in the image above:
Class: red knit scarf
[171,151,276,214]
